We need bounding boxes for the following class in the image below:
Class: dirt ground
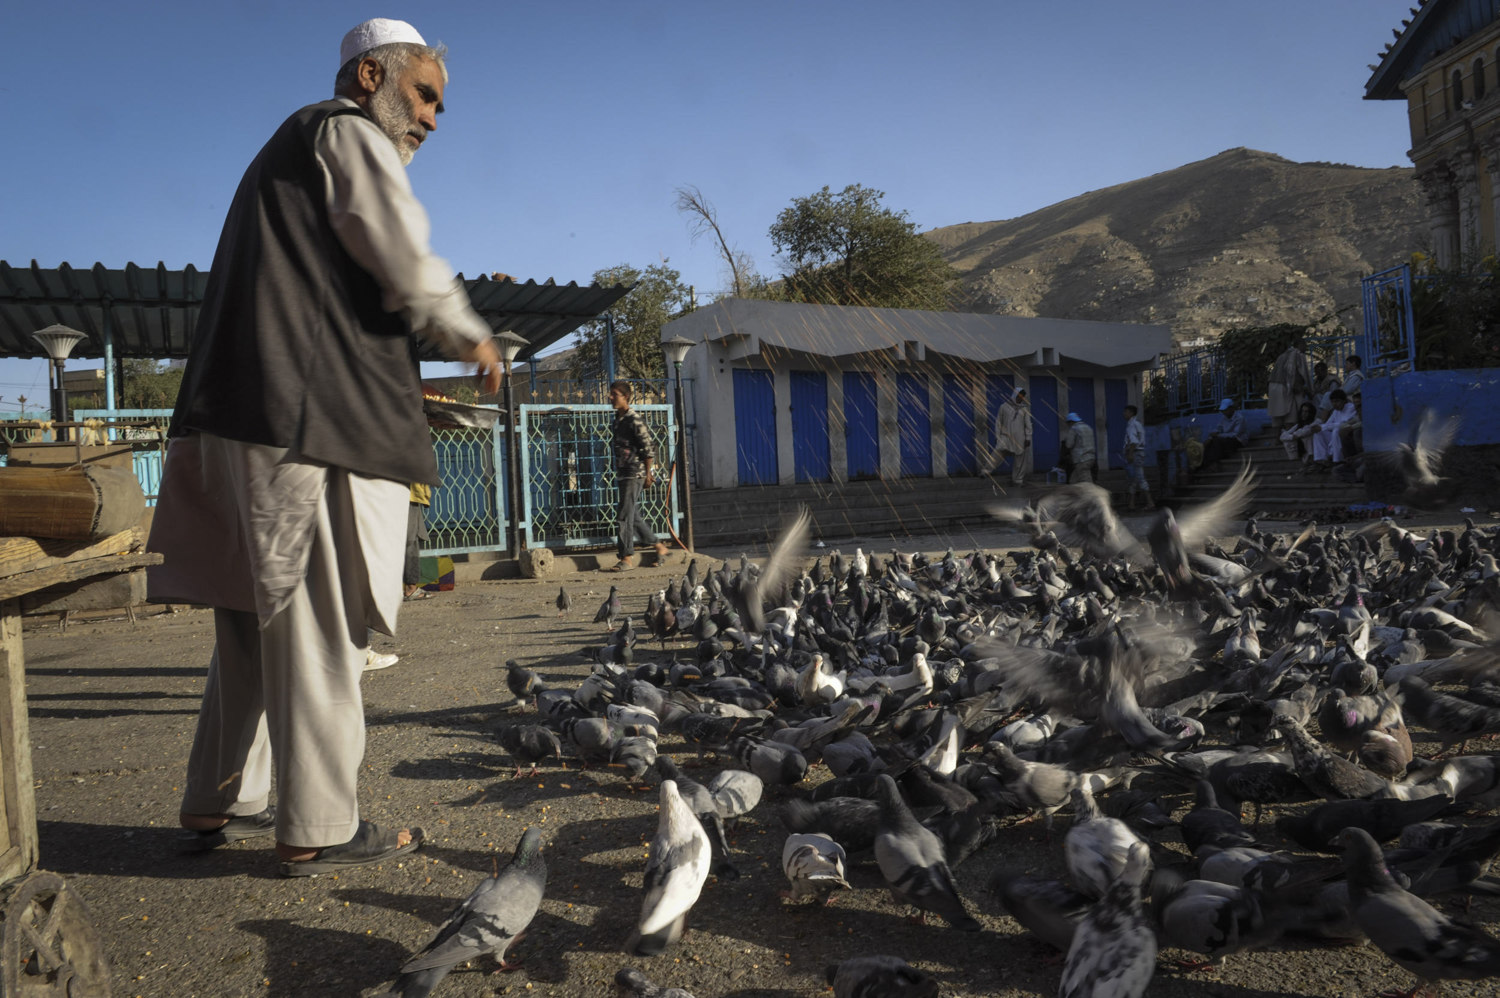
[15,520,1500,998]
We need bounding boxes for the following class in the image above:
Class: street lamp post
[661,335,696,553]
[494,330,530,558]
[31,325,88,439]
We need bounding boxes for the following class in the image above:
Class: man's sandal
[179,807,277,853]
[279,820,424,877]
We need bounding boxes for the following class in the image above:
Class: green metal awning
[0,260,630,363]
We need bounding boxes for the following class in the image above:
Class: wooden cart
[0,529,160,996]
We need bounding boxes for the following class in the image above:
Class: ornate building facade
[1367,0,1500,268]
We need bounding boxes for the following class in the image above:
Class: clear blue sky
[2,0,1419,411]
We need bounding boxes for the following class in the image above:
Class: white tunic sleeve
[315,100,492,357]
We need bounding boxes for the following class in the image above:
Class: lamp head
[493,329,529,367]
[662,335,695,368]
[32,324,88,362]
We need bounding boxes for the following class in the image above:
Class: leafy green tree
[768,184,957,311]
[570,263,694,382]
[120,359,185,409]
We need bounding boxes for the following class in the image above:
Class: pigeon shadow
[238,918,410,997]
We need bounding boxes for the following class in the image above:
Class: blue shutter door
[789,370,831,483]
[843,372,880,479]
[733,369,778,485]
[1104,378,1129,469]
[1030,376,1060,471]
[944,374,977,474]
[897,373,932,477]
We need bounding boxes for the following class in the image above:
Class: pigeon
[872,773,980,930]
[1385,409,1461,503]
[1273,714,1389,800]
[1337,826,1500,996]
[1059,839,1156,998]
[1275,795,1456,853]
[782,832,852,904]
[386,827,546,997]
[496,724,562,778]
[726,508,812,634]
[783,796,883,855]
[1065,787,1147,899]
[1151,875,1280,971]
[595,585,621,626]
[555,586,572,616]
[614,967,697,998]
[990,870,1091,952]
[824,955,939,998]
[626,780,711,956]
[504,660,543,704]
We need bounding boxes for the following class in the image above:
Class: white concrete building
[663,299,1173,490]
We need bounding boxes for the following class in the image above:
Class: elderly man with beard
[148,19,502,875]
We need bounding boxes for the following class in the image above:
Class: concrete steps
[1167,432,1379,517]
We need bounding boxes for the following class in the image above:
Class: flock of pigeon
[383,458,1500,998]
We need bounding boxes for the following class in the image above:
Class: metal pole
[603,311,617,388]
[504,372,524,558]
[52,359,67,436]
[674,360,694,552]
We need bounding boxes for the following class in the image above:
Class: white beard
[369,81,418,165]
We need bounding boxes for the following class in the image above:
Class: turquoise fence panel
[426,419,508,556]
[520,403,677,549]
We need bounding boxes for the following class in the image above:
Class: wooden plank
[21,570,148,614]
[0,529,143,580]
[0,552,162,603]
[0,601,38,881]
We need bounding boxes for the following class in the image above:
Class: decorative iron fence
[5,402,682,556]
[519,403,679,548]
[1146,329,1366,418]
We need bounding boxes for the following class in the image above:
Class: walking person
[149,18,501,874]
[1122,404,1152,510]
[987,387,1033,486]
[607,380,669,572]
[1063,412,1096,484]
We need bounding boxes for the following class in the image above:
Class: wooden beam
[0,552,161,603]
[0,530,143,582]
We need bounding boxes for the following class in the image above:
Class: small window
[1476,58,1488,99]
[1454,67,1466,110]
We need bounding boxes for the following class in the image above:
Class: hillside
[928,148,1425,343]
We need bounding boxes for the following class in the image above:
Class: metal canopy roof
[0,261,631,363]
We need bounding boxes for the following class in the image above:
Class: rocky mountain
[927,147,1426,344]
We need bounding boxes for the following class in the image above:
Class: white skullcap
[340,18,426,68]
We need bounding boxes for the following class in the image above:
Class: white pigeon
[626,780,711,956]
[1059,839,1156,998]
[781,832,852,904]
[1064,787,1147,900]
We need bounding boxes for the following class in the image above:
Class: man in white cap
[1063,412,1095,484]
[1202,397,1247,469]
[150,18,501,875]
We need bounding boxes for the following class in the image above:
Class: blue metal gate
[789,370,831,483]
[734,369,778,485]
[843,372,880,480]
[897,373,932,477]
[1030,376,1060,471]
[1104,378,1128,469]
[943,375,977,474]
[520,403,677,548]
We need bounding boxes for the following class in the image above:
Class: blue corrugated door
[790,370,831,483]
[1030,376,1060,471]
[944,375,977,474]
[843,372,880,479]
[1104,378,1129,469]
[897,373,932,477]
[985,373,1016,474]
[734,369,778,485]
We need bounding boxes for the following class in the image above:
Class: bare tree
[674,184,747,298]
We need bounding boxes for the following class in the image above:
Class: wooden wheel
[1,871,110,997]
